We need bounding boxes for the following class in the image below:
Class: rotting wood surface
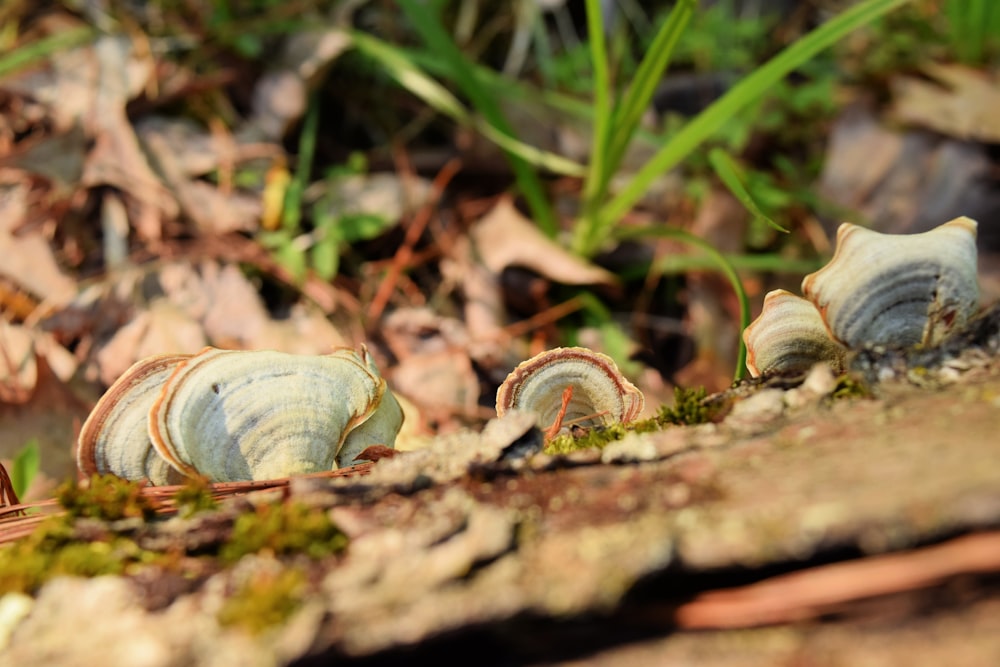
[3,362,1000,666]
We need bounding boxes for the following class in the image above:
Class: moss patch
[0,476,348,595]
[217,566,307,635]
[544,386,714,455]
[220,501,348,563]
[173,477,219,517]
[0,516,161,593]
[657,386,712,426]
[56,475,155,521]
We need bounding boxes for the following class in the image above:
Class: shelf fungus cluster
[496,347,644,438]
[744,217,980,377]
[77,347,404,485]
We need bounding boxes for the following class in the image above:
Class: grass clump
[216,567,307,635]
[220,502,348,564]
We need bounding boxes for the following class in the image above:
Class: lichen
[216,566,306,634]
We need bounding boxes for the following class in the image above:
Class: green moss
[542,385,715,455]
[831,374,872,400]
[173,478,219,518]
[545,423,629,455]
[0,475,347,595]
[219,502,348,564]
[56,475,154,522]
[0,516,159,594]
[216,566,306,634]
[657,386,711,426]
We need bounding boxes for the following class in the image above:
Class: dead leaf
[138,119,268,235]
[79,36,177,240]
[158,260,350,353]
[469,196,617,286]
[95,299,207,385]
[891,63,1000,143]
[0,124,90,201]
[390,349,481,425]
[382,308,481,425]
[817,104,999,244]
[0,351,91,494]
[0,181,77,306]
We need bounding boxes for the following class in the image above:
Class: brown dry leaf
[0,181,76,306]
[470,196,617,286]
[138,119,268,235]
[158,260,349,353]
[382,308,482,425]
[0,31,139,131]
[136,117,278,177]
[390,350,481,425]
[891,63,1000,143]
[95,298,207,385]
[0,351,91,495]
[92,259,354,384]
[0,125,89,202]
[0,321,77,404]
[81,37,177,240]
[817,105,998,245]
[439,236,517,370]
[2,32,173,235]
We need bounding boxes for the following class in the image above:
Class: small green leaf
[311,234,340,281]
[708,148,789,233]
[340,213,394,243]
[11,439,40,500]
[274,242,307,283]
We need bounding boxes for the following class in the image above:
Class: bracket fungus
[78,346,404,484]
[743,217,980,378]
[496,347,644,437]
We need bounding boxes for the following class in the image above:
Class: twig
[367,157,462,322]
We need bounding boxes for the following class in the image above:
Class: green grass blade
[396,0,557,236]
[708,148,788,233]
[0,26,96,79]
[603,0,696,179]
[11,439,40,500]
[352,33,585,177]
[283,93,320,233]
[597,0,913,239]
[650,253,823,276]
[576,0,695,256]
[581,0,613,211]
[617,225,751,381]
